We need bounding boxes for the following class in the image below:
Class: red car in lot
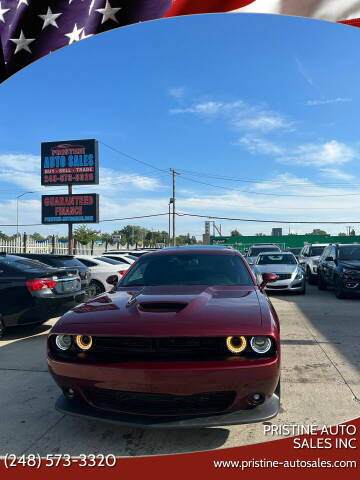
[48,246,280,428]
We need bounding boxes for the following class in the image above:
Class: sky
[1,12,360,239]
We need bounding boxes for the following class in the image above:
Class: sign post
[41,139,100,254]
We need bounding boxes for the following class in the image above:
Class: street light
[16,191,34,238]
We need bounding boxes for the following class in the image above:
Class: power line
[178,174,360,198]
[0,213,169,227]
[176,212,360,225]
[99,141,168,174]
[177,168,360,188]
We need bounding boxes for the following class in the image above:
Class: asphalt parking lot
[0,285,359,457]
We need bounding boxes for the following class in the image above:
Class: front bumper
[266,279,304,292]
[55,391,280,429]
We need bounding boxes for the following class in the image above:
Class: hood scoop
[138,302,187,313]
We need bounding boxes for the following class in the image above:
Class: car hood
[254,264,298,274]
[54,285,264,336]
[341,260,360,268]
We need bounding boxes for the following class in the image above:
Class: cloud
[277,140,356,167]
[0,153,39,172]
[237,135,285,155]
[306,98,352,106]
[319,168,355,181]
[170,99,292,133]
[168,87,186,99]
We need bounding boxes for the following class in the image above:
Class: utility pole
[170,169,179,246]
[68,185,73,255]
[168,199,172,246]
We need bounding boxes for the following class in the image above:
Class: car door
[325,247,336,285]
[0,260,33,325]
[299,246,307,270]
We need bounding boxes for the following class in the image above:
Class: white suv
[298,244,329,284]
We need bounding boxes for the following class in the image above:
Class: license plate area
[57,279,80,294]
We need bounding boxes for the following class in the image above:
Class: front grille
[84,387,236,415]
[275,273,292,280]
[92,336,227,360]
[267,285,287,290]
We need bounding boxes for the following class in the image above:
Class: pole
[170,169,179,246]
[168,202,171,246]
[16,197,19,238]
[68,185,73,255]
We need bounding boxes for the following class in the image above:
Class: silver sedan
[253,252,306,294]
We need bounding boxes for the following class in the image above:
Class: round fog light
[250,393,265,405]
[226,336,247,354]
[76,334,93,351]
[55,335,72,351]
[63,387,75,400]
[250,336,272,354]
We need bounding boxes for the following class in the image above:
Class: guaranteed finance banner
[41,194,99,224]
[41,139,99,186]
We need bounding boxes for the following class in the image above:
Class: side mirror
[260,273,278,291]
[106,274,119,286]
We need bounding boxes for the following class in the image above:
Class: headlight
[76,335,93,351]
[250,336,272,354]
[226,336,247,354]
[343,268,360,276]
[295,271,304,279]
[55,335,72,351]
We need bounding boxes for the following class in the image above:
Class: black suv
[318,244,360,298]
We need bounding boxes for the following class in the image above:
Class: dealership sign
[42,194,99,224]
[41,139,99,186]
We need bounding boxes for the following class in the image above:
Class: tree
[338,232,347,237]
[31,232,45,241]
[100,233,114,245]
[0,231,10,241]
[306,229,328,236]
[231,229,242,237]
[255,233,266,236]
[74,226,101,244]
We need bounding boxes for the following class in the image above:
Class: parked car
[298,244,328,284]
[15,253,91,292]
[253,252,305,294]
[318,244,360,298]
[0,253,85,337]
[48,246,280,428]
[245,244,281,266]
[103,250,149,258]
[75,255,129,297]
[286,247,302,260]
[97,254,136,265]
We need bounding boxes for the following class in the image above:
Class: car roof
[305,244,329,247]
[149,245,238,255]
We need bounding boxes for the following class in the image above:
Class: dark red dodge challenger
[48,246,280,428]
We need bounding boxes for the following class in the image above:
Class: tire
[334,277,346,299]
[86,280,105,299]
[318,271,327,290]
[307,267,316,285]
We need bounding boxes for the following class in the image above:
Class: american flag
[1,0,360,84]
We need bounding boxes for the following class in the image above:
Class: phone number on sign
[3,454,117,468]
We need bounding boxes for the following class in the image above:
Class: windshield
[120,253,253,287]
[249,246,280,256]
[256,254,297,265]
[339,246,360,261]
[288,248,301,255]
[46,257,85,268]
[309,246,325,256]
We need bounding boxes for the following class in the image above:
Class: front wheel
[86,280,105,299]
[0,316,5,338]
[335,277,346,299]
